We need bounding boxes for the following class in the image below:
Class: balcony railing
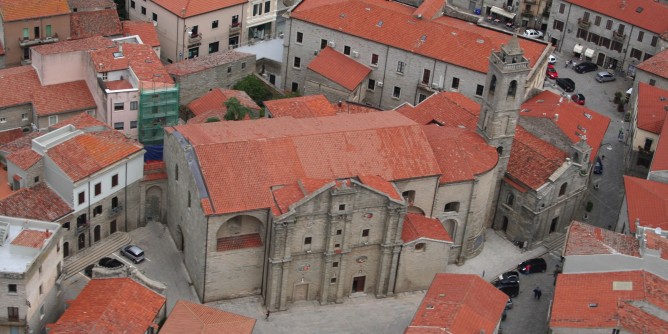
[76,223,89,234]
[188,32,202,44]
[612,31,626,42]
[230,23,241,34]
[577,18,591,29]
[19,33,59,47]
[418,81,440,91]
[108,205,123,218]
[0,316,26,326]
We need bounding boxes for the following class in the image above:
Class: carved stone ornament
[297,263,311,272]
[356,256,367,264]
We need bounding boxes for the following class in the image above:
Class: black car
[518,258,547,274]
[555,78,575,92]
[496,281,520,297]
[498,270,520,282]
[574,62,597,73]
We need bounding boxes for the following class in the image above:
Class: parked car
[498,270,520,283]
[496,281,520,297]
[546,64,558,79]
[522,29,543,39]
[571,93,586,105]
[548,54,557,64]
[595,71,616,83]
[594,156,603,174]
[555,78,575,92]
[120,245,145,263]
[574,62,597,73]
[98,257,124,268]
[518,258,547,274]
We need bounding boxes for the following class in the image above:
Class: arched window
[497,146,503,155]
[444,202,460,213]
[175,164,179,181]
[489,75,497,96]
[415,243,426,252]
[559,183,568,196]
[506,193,514,206]
[507,80,517,97]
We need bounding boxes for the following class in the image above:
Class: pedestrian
[533,286,540,299]
[565,60,569,68]
[537,288,542,300]
[265,310,270,320]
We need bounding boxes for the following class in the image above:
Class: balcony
[19,33,59,47]
[76,223,89,234]
[188,32,202,45]
[229,23,241,34]
[612,31,626,42]
[108,205,123,218]
[0,316,25,326]
[418,81,440,92]
[521,10,534,18]
[577,18,591,29]
[41,33,59,44]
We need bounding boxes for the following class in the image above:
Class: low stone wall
[92,266,167,295]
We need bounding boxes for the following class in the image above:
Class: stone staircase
[63,232,132,278]
[542,232,566,257]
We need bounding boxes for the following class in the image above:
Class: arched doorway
[94,225,101,243]
[145,186,163,223]
[63,242,69,258]
[78,233,86,250]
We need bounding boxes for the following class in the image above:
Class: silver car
[595,71,616,83]
[120,245,145,263]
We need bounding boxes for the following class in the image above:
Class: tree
[224,98,252,121]
[205,117,220,123]
[232,75,272,105]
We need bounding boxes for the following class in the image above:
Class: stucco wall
[3,15,71,67]
[395,240,449,293]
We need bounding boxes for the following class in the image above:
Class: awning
[573,44,584,54]
[490,6,516,20]
[584,48,595,58]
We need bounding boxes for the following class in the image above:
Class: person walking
[537,288,542,300]
[265,310,271,320]
[533,286,541,300]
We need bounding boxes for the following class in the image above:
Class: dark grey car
[555,78,575,92]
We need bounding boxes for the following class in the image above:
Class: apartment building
[0,217,62,334]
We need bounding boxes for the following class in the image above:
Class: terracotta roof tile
[637,48,668,79]
[50,112,110,130]
[565,0,668,35]
[173,111,441,215]
[504,176,528,193]
[122,21,161,47]
[0,132,40,154]
[6,149,42,170]
[402,213,452,243]
[636,82,668,134]
[47,278,165,334]
[48,133,143,182]
[291,0,547,74]
[507,126,568,190]
[271,182,307,214]
[264,95,338,118]
[564,221,640,257]
[217,233,263,251]
[651,113,668,172]
[406,273,507,333]
[186,109,227,124]
[0,66,40,109]
[161,300,255,334]
[10,229,52,249]
[520,91,610,163]
[70,9,122,39]
[0,0,70,22]
[307,47,371,91]
[152,0,246,18]
[0,128,24,145]
[334,101,381,114]
[31,35,114,55]
[412,0,443,20]
[104,79,133,91]
[33,80,97,116]
[0,183,72,221]
[90,43,173,85]
[551,271,668,331]
[187,89,260,116]
[358,175,401,201]
[165,50,253,76]
[397,92,482,130]
[68,0,115,11]
[624,176,668,233]
[644,232,668,260]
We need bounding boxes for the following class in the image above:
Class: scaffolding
[138,82,180,146]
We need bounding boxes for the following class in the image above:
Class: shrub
[585,201,594,212]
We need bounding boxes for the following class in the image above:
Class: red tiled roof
[152,0,246,18]
[0,0,70,22]
[402,213,451,243]
[217,233,263,251]
[33,80,97,116]
[623,176,668,233]
[264,95,338,118]
[122,21,161,47]
[161,300,255,334]
[564,221,640,257]
[504,176,528,193]
[644,231,668,260]
[636,82,668,134]
[307,47,371,91]
[0,183,72,221]
[0,66,40,110]
[68,0,115,11]
[508,126,568,190]
[521,90,611,164]
[565,0,668,35]
[0,128,24,145]
[397,92,481,130]
[50,112,110,130]
[187,109,227,124]
[90,43,173,85]
[173,111,442,215]
[11,229,52,248]
[104,79,133,91]
[551,271,668,331]
[412,0,443,20]
[334,101,381,114]
[47,278,165,334]
[421,126,498,184]
[31,35,114,55]
[406,273,507,333]
[70,9,122,39]
[187,89,260,116]
[1,132,40,154]
[651,115,668,172]
[358,175,401,201]
[6,149,41,170]
[165,50,253,76]
[637,48,668,79]
[48,133,143,182]
[291,0,547,74]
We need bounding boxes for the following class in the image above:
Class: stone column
[278,222,294,311]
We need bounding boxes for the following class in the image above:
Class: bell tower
[477,34,531,177]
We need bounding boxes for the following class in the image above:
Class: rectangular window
[344,45,351,55]
[617,24,625,35]
[588,33,600,45]
[362,229,369,237]
[637,31,644,42]
[63,222,70,230]
[8,307,19,321]
[606,19,612,30]
[583,12,590,22]
[93,205,102,217]
[34,27,40,38]
[330,277,337,284]
[23,28,29,39]
[39,284,43,295]
[396,61,405,74]
[264,1,270,13]
[112,196,119,209]
[291,82,299,92]
[191,26,198,35]
[650,79,656,86]
[371,53,379,66]
[227,66,232,73]
[114,122,124,130]
[630,48,642,60]
[651,36,658,47]
[212,20,218,29]
[94,183,101,196]
[576,28,588,40]
[476,84,484,96]
[559,3,565,13]
[304,237,312,245]
[421,69,430,84]
[141,6,146,15]
[611,40,623,52]
[46,25,52,37]
[320,39,328,49]
[152,13,157,22]
[392,86,401,98]
[336,229,342,235]
[130,0,135,9]
[111,174,119,187]
[130,101,138,110]
[367,79,375,90]
[130,121,137,129]
[594,16,601,26]
[418,94,427,103]
[339,204,346,210]
[49,115,58,126]
[114,102,124,111]
[333,261,339,267]
[293,57,301,68]
[8,284,17,293]
[644,53,653,61]
[451,77,460,89]
[296,32,303,44]
[232,15,239,25]
[208,41,219,54]
[253,3,261,16]
[600,37,611,49]
[21,113,28,120]
[241,62,246,69]
[553,20,564,32]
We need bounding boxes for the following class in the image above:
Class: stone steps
[542,232,566,257]
[63,232,132,278]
